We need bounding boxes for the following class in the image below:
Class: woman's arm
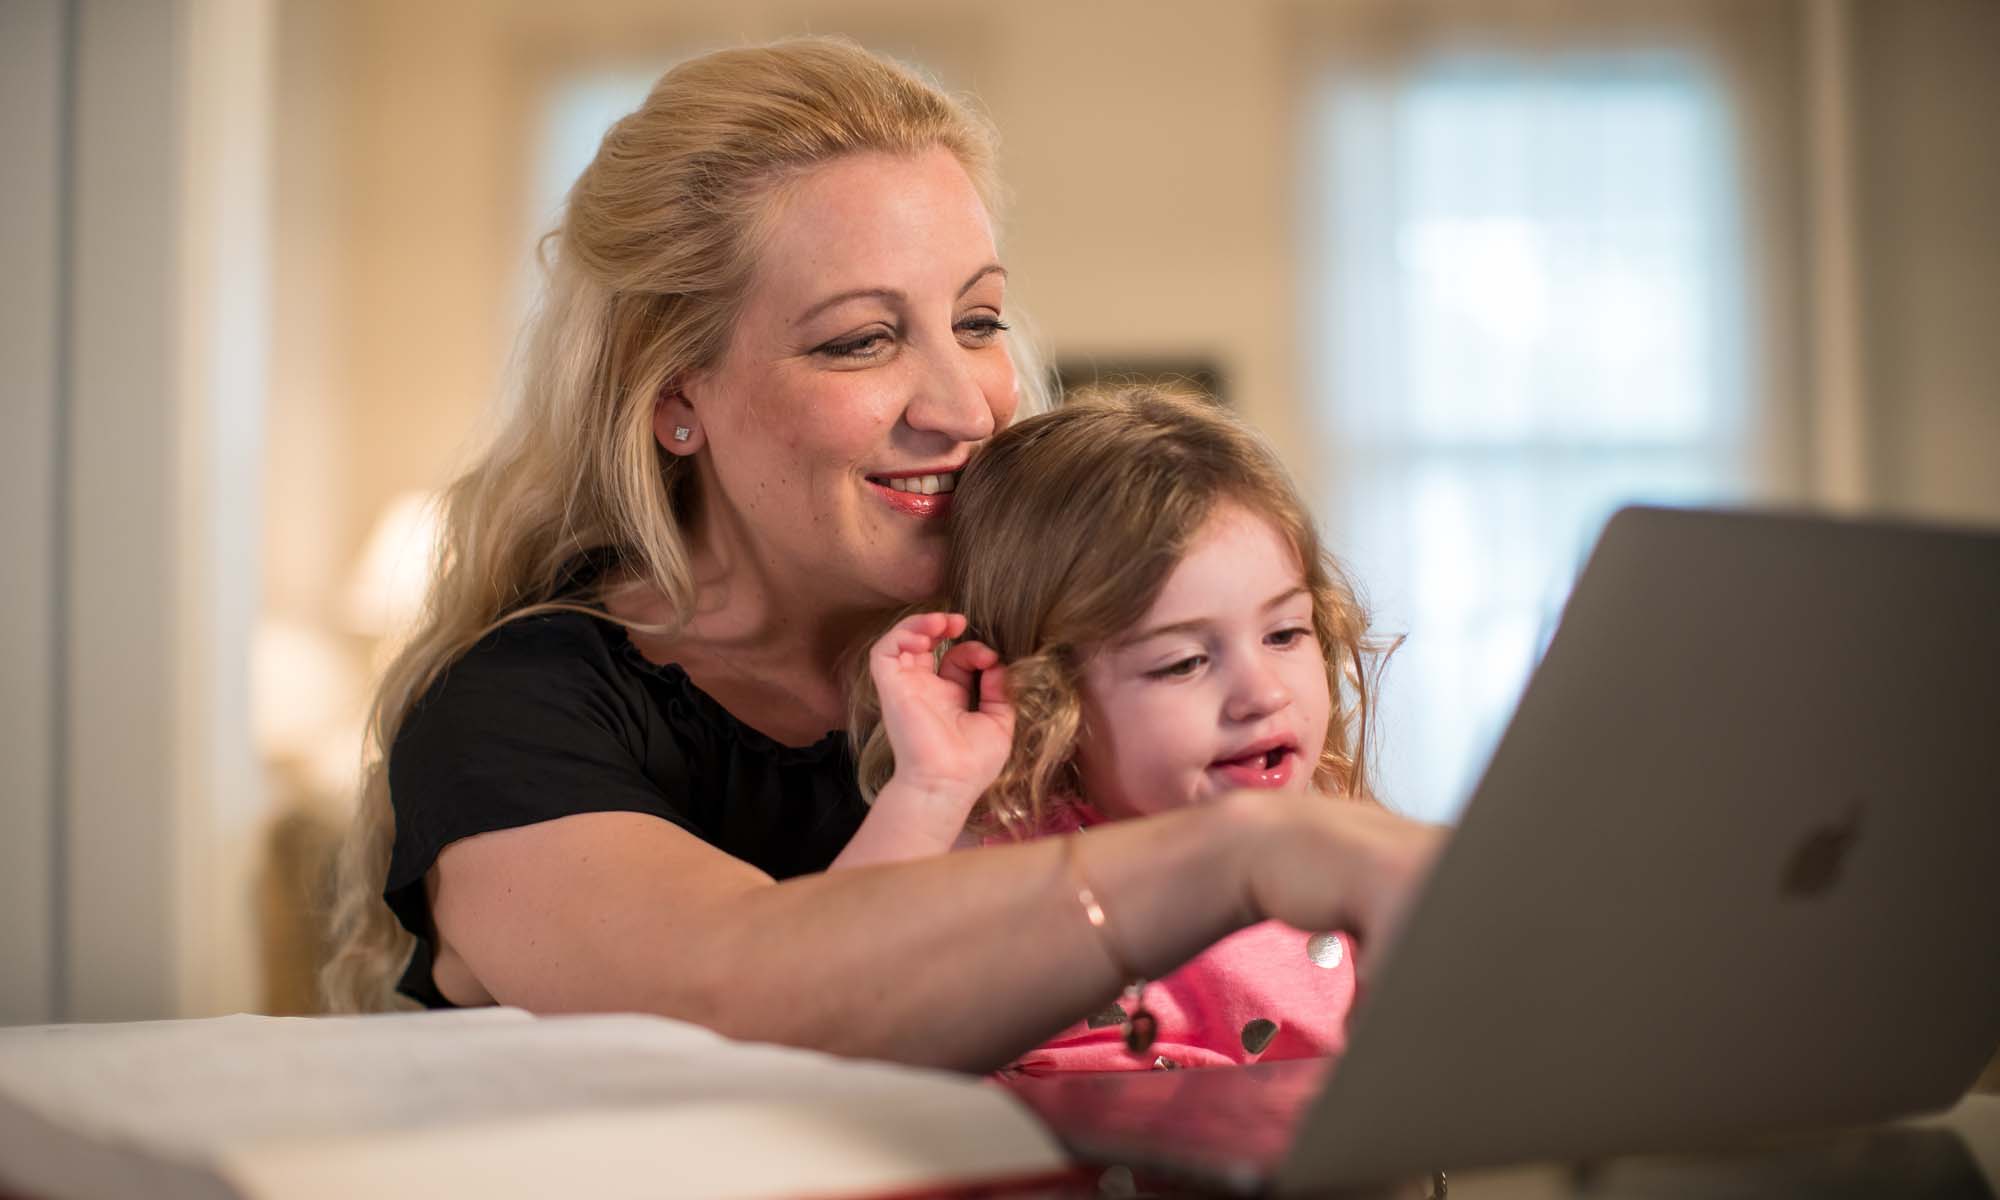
[428,793,1442,1071]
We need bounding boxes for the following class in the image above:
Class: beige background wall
[266,0,1318,634]
[1853,0,2000,523]
[1,0,65,1026]
[2,0,271,1025]
[270,0,2000,644]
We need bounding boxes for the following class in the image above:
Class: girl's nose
[1223,657,1293,724]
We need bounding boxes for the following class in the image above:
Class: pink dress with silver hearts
[990,805,1358,1075]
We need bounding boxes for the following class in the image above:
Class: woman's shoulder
[455,606,625,666]
[411,609,637,711]
[407,607,844,765]
[425,546,638,678]
[391,609,674,779]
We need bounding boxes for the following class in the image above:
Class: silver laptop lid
[1280,505,2000,1191]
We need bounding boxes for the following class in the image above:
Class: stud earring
[673,426,691,443]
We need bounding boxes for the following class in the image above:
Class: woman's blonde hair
[323,37,1042,1012]
[852,385,1392,840]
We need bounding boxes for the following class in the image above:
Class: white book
[0,1008,1069,1200]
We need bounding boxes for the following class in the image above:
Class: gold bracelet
[1063,832,1157,1055]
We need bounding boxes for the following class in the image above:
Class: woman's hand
[831,612,1014,869]
[1223,793,1448,988]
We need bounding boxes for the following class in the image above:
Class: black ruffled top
[384,610,865,1008]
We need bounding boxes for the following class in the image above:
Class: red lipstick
[865,462,967,520]
[870,482,954,518]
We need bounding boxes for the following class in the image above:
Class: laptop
[1009,504,2000,1194]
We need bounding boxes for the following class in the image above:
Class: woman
[324,37,1443,1072]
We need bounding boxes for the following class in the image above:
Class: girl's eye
[956,314,1010,344]
[1268,626,1313,648]
[816,329,894,360]
[1147,655,1206,680]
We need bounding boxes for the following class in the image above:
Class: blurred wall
[1853,0,2000,524]
[1,0,65,1026]
[2,0,271,1025]
[266,0,1315,637]
[271,0,2000,645]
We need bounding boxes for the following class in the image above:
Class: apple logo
[1781,804,1864,899]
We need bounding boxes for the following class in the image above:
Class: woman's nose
[903,346,999,444]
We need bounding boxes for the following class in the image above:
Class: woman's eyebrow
[959,263,1006,296]
[791,265,1006,328]
[793,287,900,326]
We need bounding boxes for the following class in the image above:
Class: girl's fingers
[873,613,972,659]
[936,655,975,691]
[938,640,1000,690]
[872,615,996,704]
[872,624,923,660]
[872,612,954,665]
[940,639,998,671]
[977,663,1013,718]
[908,611,967,642]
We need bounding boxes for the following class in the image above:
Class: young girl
[833,386,1391,1073]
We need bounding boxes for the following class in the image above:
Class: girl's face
[675,148,1018,608]
[1072,503,1333,819]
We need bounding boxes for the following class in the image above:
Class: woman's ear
[653,380,706,456]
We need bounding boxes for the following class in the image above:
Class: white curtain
[1294,2,1810,821]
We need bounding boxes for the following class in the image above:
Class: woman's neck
[606,528,891,747]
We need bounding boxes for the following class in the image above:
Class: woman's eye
[817,330,893,360]
[955,315,1010,344]
[1268,626,1313,648]
[1147,655,1205,680]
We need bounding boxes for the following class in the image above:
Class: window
[1311,53,1749,822]
[510,65,676,344]
[528,68,671,239]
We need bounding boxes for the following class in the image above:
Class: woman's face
[676,147,1018,609]
[1071,503,1333,820]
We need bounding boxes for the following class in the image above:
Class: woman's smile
[866,465,966,517]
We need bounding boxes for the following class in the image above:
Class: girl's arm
[831,612,1013,869]
[426,792,1443,1071]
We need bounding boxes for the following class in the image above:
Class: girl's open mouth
[1208,745,1297,790]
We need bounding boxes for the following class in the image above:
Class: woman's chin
[869,545,948,605]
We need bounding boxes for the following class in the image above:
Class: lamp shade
[341,490,443,638]
[252,618,363,762]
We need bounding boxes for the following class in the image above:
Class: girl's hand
[831,613,1014,869]
[872,611,1014,802]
